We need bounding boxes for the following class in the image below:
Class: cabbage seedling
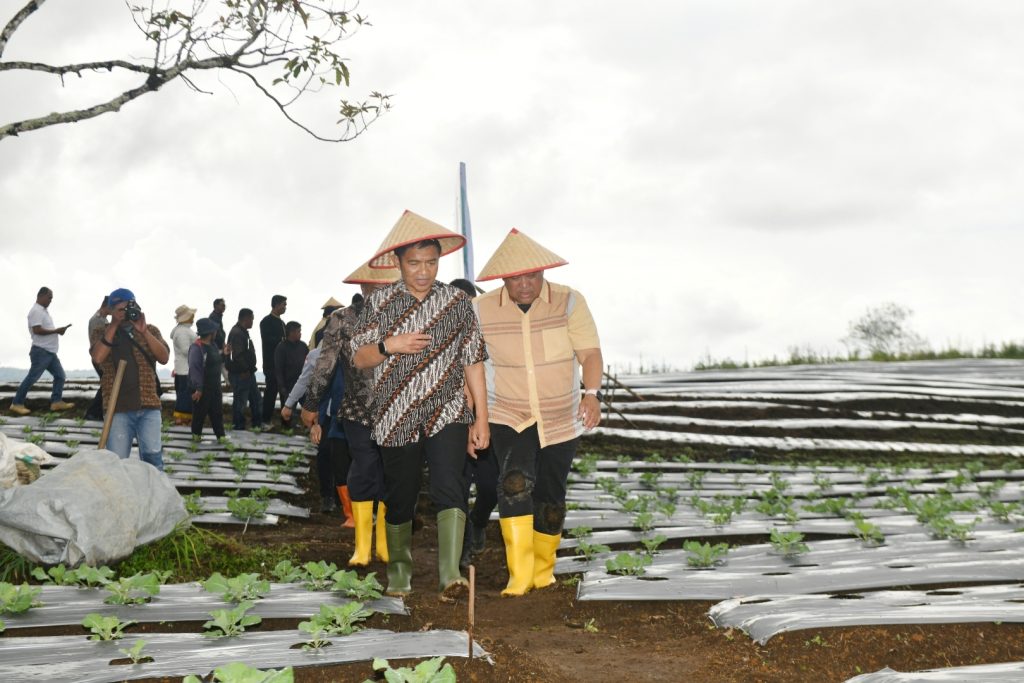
[202,600,262,637]
[104,572,161,605]
[683,541,729,568]
[202,572,270,603]
[769,528,809,556]
[300,601,373,636]
[0,582,41,614]
[368,656,454,683]
[331,570,383,601]
[604,552,652,576]
[82,613,136,641]
[184,662,293,683]
[118,639,152,664]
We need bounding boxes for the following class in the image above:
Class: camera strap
[124,328,158,368]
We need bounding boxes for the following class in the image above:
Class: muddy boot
[374,502,389,563]
[499,515,535,597]
[348,500,374,567]
[533,530,561,590]
[385,521,413,596]
[337,485,355,528]
[436,508,468,598]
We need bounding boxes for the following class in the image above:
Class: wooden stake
[98,360,127,450]
[468,564,476,659]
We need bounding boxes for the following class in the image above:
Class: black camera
[124,301,143,322]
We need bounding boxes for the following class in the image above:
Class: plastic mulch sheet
[708,584,1024,644]
[0,583,407,629]
[0,628,488,683]
[843,661,1024,682]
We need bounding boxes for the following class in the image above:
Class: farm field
[2,358,1024,682]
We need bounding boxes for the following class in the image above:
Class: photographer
[90,288,170,470]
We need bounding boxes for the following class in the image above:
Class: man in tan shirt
[473,229,603,596]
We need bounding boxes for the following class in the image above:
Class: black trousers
[262,373,280,422]
[316,435,352,498]
[491,423,577,535]
[85,364,104,421]
[191,387,225,438]
[463,446,499,528]
[343,419,385,502]
[380,422,469,524]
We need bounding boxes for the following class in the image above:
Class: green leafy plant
[230,454,251,481]
[104,572,163,605]
[118,639,152,664]
[183,491,206,516]
[0,617,5,632]
[802,497,852,517]
[583,617,599,633]
[202,572,270,603]
[633,511,656,533]
[769,528,809,556]
[82,613,136,641]
[989,501,1022,523]
[202,600,262,637]
[364,656,455,683]
[298,621,333,651]
[300,561,339,590]
[683,541,729,568]
[686,470,706,490]
[198,452,217,473]
[300,601,374,636]
[227,494,270,532]
[0,582,41,614]
[928,516,978,543]
[271,560,304,583]
[604,552,652,576]
[638,471,662,489]
[639,534,667,556]
[331,570,383,601]
[851,517,885,545]
[577,540,611,562]
[185,662,293,683]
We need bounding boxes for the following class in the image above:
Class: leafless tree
[842,302,927,357]
[0,0,390,141]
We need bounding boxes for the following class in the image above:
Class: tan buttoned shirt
[474,280,600,448]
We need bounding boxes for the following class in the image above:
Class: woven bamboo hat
[321,297,343,309]
[476,229,568,282]
[174,304,197,323]
[344,259,401,285]
[368,210,466,268]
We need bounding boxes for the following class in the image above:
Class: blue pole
[459,162,475,283]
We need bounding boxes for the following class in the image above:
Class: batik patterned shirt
[301,306,374,427]
[349,280,488,447]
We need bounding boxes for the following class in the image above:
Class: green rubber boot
[384,521,413,596]
[436,508,469,598]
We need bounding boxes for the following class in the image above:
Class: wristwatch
[378,340,391,357]
[584,388,603,401]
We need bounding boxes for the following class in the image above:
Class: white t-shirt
[28,303,58,353]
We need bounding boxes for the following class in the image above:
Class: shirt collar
[498,280,552,307]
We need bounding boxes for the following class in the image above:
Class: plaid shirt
[302,306,374,427]
[350,280,488,447]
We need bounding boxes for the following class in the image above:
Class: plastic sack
[0,449,188,566]
[0,433,57,489]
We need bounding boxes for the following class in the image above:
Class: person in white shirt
[170,305,198,424]
[10,287,73,415]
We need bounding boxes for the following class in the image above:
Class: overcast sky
[1,1,1022,374]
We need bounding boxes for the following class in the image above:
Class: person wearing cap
[188,317,226,439]
[10,287,74,415]
[308,297,343,351]
[301,260,401,567]
[349,211,490,598]
[171,304,198,425]
[90,288,171,470]
[473,229,603,596]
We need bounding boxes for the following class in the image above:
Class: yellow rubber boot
[337,486,355,528]
[499,515,535,597]
[532,530,561,590]
[374,501,389,563]
[348,500,374,567]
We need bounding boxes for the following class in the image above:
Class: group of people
[297,211,604,600]
[8,211,603,602]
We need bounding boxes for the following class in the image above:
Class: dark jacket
[260,314,286,372]
[227,323,258,375]
[188,341,223,394]
[274,339,308,400]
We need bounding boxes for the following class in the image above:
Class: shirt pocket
[541,327,574,362]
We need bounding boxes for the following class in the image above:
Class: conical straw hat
[321,297,343,309]
[344,259,401,285]
[368,210,466,268]
[476,229,568,282]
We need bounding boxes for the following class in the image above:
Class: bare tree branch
[0,59,154,76]
[0,0,46,58]
[0,0,389,142]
